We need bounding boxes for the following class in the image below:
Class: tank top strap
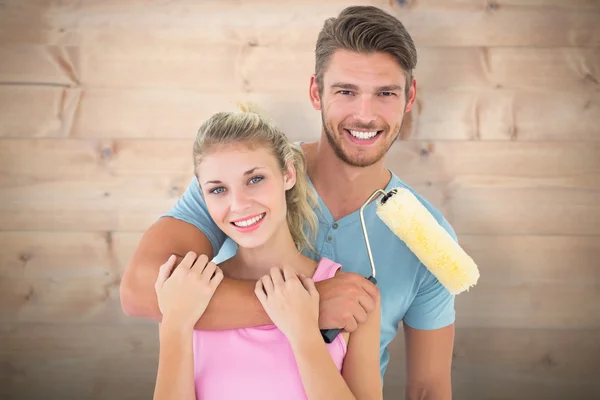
[311,257,342,282]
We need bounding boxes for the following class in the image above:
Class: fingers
[343,315,358,332]
[209,266,224,290]
[298,275,318,297]
[359,279,380,311]
[191,253,210,271]
[261,275,275,295]
[187,253,222,289]
[254,280,267,304]
[282,265,297,283]
[269,267,285,287]
[351,299,369,325]
[176,251,201,271]
[356,291,377,319]
[198,260,217,283]
[155,255,177,291]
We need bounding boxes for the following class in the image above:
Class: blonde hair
[193,102,319,255]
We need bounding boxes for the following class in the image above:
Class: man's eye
[380,92,395,96]
[338,90,353,95]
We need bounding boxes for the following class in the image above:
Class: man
[120,5,455,399]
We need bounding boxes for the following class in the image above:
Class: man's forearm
[120,255,272,330]
[195,275,273,329]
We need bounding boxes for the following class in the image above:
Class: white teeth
[349,130,378,140]
[233,213,265,227]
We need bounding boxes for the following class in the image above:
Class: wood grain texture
[3,87,599,141]
[0,86,81,138]
[0,231,143,324]
[77,45,600,91]
[385,327,600,400]
[2,139,599,232]
[1,232,598,396]
[0,45,78,85]
[2,0,599,47]
[385,141,600,235]
[0,322,158,400]
[2,43,598,91]
[1,231,598,328]
[1,1,598,399]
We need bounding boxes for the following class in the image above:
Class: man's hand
[314,271,379,332]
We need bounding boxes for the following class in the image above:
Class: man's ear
[404,77,417,113]
[309,74,322,111]
[284,162,297,191]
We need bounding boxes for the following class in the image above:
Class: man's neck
[303,141,392,222]
[232,224,316,280]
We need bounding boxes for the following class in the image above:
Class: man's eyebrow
[329,82,403,92]
[376,84,403,92]
[330,82,359,91]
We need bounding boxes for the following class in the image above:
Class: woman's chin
[234,237,267,250]
[226,229,268,250]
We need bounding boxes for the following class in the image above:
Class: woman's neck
[231,223,317,280]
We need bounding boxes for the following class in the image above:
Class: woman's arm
[340,295,382,398]
[290,295,382,400]
[254,266,382,400]
[120,217,379,332]
[152,252,224,400]
[153,322,196,400]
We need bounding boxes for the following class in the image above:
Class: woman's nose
[230,190,252,212]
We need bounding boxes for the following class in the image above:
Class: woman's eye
[209,187,226,195]
[249,176,264,185]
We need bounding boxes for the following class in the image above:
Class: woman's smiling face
[196,142,296,250]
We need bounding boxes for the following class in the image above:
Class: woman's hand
[155,251,224,331]
[254,266,319,342]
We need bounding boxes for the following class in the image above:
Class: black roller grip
[320,275,378,343]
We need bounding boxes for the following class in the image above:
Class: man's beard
[321,112,402,168]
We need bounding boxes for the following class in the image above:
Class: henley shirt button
[332,223,339,229]
[327,236,333,242]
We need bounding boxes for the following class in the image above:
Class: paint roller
[320,187,480,343]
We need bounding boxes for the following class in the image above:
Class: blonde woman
[152,104,382,400]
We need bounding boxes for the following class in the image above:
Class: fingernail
[169,255,175,262]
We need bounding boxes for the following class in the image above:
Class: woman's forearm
[290,330,357,400]
[153,322,196,400]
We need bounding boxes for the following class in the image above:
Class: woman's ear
[283,162,297,191]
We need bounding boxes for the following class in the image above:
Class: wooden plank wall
[1,0,599,399]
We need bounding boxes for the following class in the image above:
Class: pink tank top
[192,257,347,399]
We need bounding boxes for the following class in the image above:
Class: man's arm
[119,216,273,330]
[404,323,454,400]
[401,261,456,400]
[120,217,380,331]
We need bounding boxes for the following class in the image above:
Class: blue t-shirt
[162,172,456,379]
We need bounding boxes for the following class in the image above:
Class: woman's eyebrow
[204,167,265,185]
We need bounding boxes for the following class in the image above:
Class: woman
[152,103,382,400]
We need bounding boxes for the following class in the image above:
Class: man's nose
[354,95,377,125]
